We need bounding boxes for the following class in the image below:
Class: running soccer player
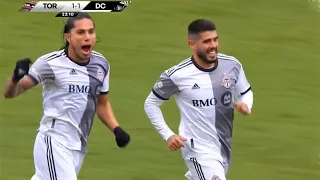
[144,19,254,180]
[3,13,130,180]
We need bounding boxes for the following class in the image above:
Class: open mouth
[81,45,91,53]
[207,49,216,55]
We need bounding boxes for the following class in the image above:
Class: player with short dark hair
[144,19,254,180]
[3,12,130,180]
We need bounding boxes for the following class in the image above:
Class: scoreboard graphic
[19,1,132,17]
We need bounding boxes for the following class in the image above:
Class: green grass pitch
[1,0,320,179]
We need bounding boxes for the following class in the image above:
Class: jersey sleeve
[100,64,110,94]
[152,71,179,100]
[28,57,55,85]
[235,65,251,96]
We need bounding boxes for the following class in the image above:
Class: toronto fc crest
[96,67,104,82]
[221,73,232,89]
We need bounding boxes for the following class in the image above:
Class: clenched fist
[234,102,249,116]
[12,58,32,83]
[167,135,187,151]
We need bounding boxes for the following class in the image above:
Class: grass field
[1,0,320,179]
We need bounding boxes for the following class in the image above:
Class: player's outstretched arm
[96,94,130,148]
[3,58,35,99]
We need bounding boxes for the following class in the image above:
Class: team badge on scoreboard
[19,1,37,12]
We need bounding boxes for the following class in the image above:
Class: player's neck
[65,46,90,66]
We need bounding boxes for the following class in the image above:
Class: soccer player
[144,19,254,180]
[3,13,130,180]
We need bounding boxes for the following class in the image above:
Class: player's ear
[188,39,195,49]
[64,33,71,43]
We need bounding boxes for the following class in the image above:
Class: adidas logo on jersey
[192,83,200,90]
[69,69,77,75]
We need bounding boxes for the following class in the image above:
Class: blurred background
[0,0,320,179]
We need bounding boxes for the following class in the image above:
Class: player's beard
[196,49,217,65]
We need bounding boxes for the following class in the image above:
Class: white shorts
[31,132,85,180]
[181,138,229,180]
[184,156,227,180]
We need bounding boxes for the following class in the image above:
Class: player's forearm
[4,76,36,99]
[237,90,253,113]
[3,76,21,99]
[97,101,120,132]
[144,92,175,141]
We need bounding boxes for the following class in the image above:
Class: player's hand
[167,135,187,151]
[12,58,32,83]
[234,102,249,116]
[113,126,130,148]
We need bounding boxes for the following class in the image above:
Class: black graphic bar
[56,12,80,17]
[83,1,130,12]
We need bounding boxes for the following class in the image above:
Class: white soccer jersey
[145,53,253,166]
[28,49,110,152]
